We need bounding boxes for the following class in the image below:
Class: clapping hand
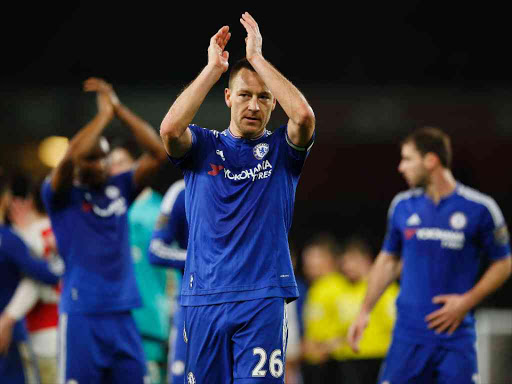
[240,12,263,61]
[208,26,231,73]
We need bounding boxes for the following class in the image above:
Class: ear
[271,96,277,111]
[424,152,439,170]
[225,88,232,108]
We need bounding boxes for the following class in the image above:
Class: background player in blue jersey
[109,141,169,384]
[159,12,315,383]
[0,173,62,384]
[348,127,512,384]
[147,179,188,384]
[41,77,167,384]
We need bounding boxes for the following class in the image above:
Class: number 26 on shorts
[251,347,284,378]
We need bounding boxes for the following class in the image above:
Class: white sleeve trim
[457,185,505,228]
[161,180,186,215]
[285,301,301,360]
[149,239,187,261]
[285,131,314,152]
[387,188,423,219]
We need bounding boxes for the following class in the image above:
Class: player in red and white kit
[7,178,61,384]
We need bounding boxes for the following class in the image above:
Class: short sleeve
[478,200,511,261]
[168,124,210,170]
[381,198,403,256]
[281,125,315,175]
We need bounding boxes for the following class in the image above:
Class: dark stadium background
[1,2,511,306]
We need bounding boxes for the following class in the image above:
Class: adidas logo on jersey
[406,213,421,226]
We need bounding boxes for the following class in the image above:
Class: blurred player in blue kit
[159,12,315,383]
[41,78,167,383]
[0,173,62,384]
[348,127,512,384]
[147,179,188,384]
[109,142,170,384]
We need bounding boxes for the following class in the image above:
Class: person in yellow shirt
[302,233,347,383]
[335,236,399,384]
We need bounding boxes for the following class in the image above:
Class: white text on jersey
[223,160,273,182]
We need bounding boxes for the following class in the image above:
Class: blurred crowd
[286,234,398,384]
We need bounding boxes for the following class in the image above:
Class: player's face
[77,140,110,188]
[225,69,276,138]
[339,252,370,284]
[302,245,334,282]
[398,142,429,188]
[109,148,135,176]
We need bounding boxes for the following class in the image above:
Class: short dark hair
[109,137,140,160]
[8,173,47,214]
[402,127,452,168]
[228,58,257,89]
[304,232,341,257]
[11,173,32,199]
[340,236,374,261]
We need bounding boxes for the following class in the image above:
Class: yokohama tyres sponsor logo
[92,197,127,217]
[223,160,273,182]
[409,227,466,250]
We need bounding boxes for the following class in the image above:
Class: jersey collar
[224,127,270,144]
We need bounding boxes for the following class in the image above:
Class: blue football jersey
[148,179,188,271]
[148,179,189,384]
[0,226,60,342]
[382,183,511,343]
[170,124,314,306]
[41,171,142,313]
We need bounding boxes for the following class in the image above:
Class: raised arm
[240,12,315,147]
[89,78,168,189]
[50,79,114,192]
[347,251,401,353]
[160,26,231,158]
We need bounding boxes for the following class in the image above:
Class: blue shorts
[379,337,478,384]
[168,299,186,384]
[184,297,288,383]
[58,311,147,384]
[0,341,39,384]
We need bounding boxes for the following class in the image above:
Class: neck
[17,210,42,229]
[425,168,457,203]
[229,122,265,140]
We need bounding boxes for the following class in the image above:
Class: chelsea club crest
[253,143,269,160]
[449,212,467,230]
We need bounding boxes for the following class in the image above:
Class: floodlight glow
[38,136,69,168]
